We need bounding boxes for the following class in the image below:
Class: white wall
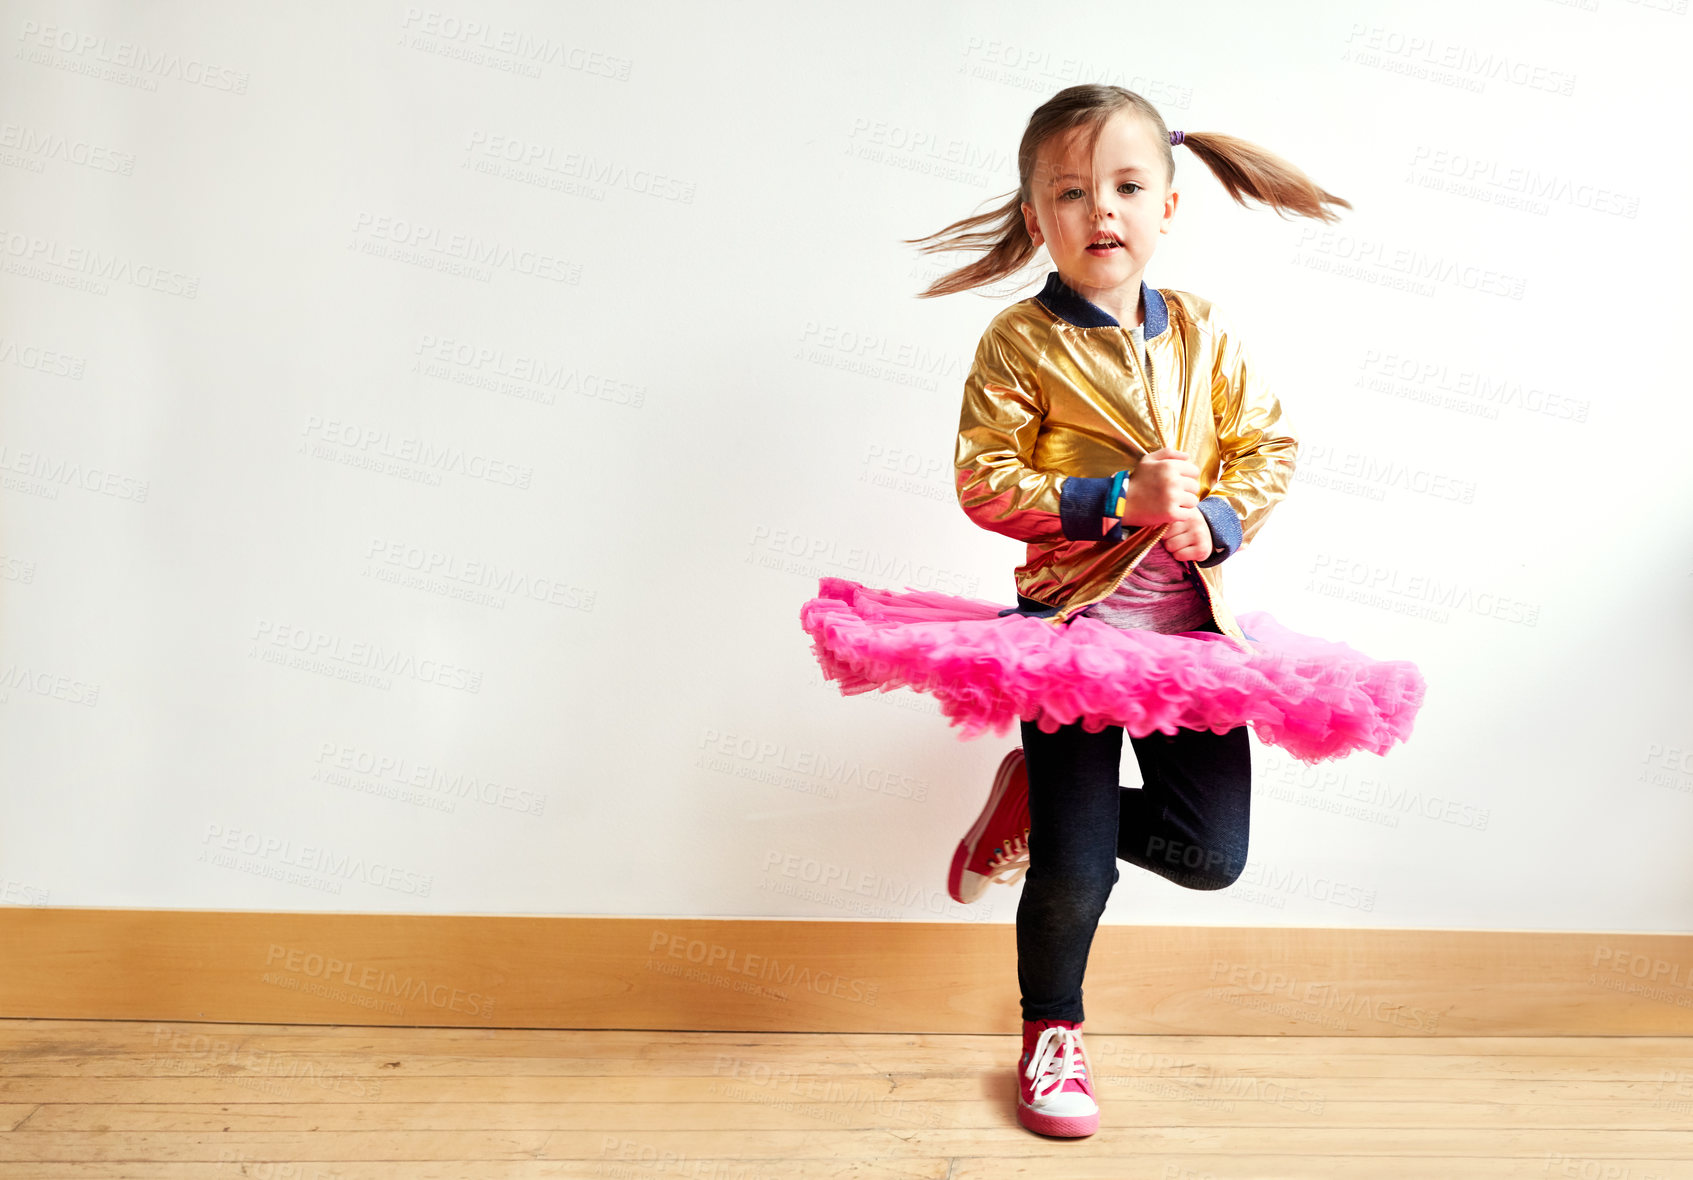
[2,0,1689,933]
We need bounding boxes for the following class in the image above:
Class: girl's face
[1020,109,1178,306]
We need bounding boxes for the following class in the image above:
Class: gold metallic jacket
[954,271,1298,645]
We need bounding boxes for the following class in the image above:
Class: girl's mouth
[1086,240,1122,254]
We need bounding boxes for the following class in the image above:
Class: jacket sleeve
[1195,308,1298,564]
[954,320,1120,545]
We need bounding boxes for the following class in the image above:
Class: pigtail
[1175,131,1351,223]
[908,85,1350,299]
[905,191,1038,300]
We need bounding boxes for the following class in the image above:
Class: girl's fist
[1116,448,1200,526]
[1161,504,1214,563]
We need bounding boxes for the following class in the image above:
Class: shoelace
[986,831,1029,887]
[1024,1025,1088,1103]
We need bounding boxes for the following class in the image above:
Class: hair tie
[1169,130,1185,146]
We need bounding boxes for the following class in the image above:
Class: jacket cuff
[1058,475,1116,541]
[1194,495,1243,567]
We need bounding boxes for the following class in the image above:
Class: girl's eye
[1058,184,1140,199]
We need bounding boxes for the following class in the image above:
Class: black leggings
[1015,707,1252,1023]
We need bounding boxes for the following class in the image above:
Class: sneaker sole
[1016,1099,1099,1137]
[947,840,986,905]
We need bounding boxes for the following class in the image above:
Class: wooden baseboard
[5,907,1692,1035]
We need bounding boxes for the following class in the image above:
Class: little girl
[799,84,1424,1139]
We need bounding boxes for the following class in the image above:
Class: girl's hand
[1161,505,1214,563]
[1116,448,1200,526]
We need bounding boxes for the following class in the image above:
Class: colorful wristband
[1106,469,1129,518]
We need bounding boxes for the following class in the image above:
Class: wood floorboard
[4,1018,1692,1179]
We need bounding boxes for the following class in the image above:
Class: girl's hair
[908,84,1351,299]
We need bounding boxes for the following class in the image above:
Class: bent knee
[1180,860,1245,891]
[1139,836,1246,890]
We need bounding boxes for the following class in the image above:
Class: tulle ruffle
[799,576,1425,763]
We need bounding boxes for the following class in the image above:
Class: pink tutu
[799,576,1425,764]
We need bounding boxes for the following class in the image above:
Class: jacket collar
[1035,270,1167,339]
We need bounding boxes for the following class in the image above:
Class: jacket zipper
[1047,328,1245,648]
[1139,340,1248,648]
[1049,328,1174,627]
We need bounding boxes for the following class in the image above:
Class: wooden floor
[4,1019,1693,1178]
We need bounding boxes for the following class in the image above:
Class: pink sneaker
[1016,1018,1099,1137]
[948,747,1031,904]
